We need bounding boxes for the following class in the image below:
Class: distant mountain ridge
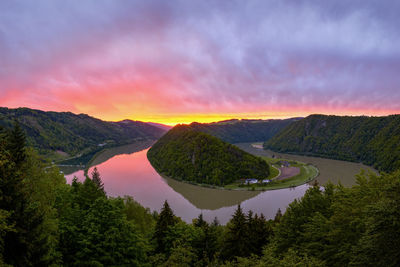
[265,114,400,172]
[147,124,270,186]
[187,118,301,144]
[146,122,172,131]
[0,107,167,160]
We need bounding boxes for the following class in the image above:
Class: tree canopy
[148,125,270,185]
[265,114,400,172]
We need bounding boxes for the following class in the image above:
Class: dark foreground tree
[0,124,60,266]
[6,121,26,166]
[222,205,249,260]
[154,200,177,253]
[91,167,105,193]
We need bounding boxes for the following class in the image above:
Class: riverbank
[236,143,377,187]
[148,151,318,192]
[223,157,319,191]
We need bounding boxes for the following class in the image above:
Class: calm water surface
[65,145,308,224]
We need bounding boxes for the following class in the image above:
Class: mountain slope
[147,125,270,186]
[0,107,167,159]
[187,118,300,144]
[146,122,172,131]
[265,114,400,172]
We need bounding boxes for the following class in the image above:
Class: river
[64,142,374,224]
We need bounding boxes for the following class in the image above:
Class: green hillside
[265,114,400,172]
[147,125,270,185]
[188,118,300,143]
[0,107,167,160]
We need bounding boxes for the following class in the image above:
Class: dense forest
[265,114,400,172]
[147,125,270,186]
[0,107,167,161]
[1,124,399,266]
[189,118,300,144]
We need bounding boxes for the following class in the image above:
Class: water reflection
[65,146,309,224]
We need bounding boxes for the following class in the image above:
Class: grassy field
[224,156,318,191]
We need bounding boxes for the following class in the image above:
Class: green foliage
[91,167,105,193]
[221,206,273,261]
[222,205,249,260]
[154,200,178,254]
[265,114,400,172]
[123,196,156,237]
[6,121,27,166]
[148,125,270,185]
[0,107,167,161]
[350,173,400,266]
[57,177,151,266]
[75,198,148,266]
[221,170,400,267]
[2,120,400,266]
[0,124,65,266]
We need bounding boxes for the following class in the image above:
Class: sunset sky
[1,0,399,125]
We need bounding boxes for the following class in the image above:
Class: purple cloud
[0,0,399,120]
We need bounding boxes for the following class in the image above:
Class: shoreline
[148,153,319,192]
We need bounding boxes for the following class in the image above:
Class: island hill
[147,124,270,186]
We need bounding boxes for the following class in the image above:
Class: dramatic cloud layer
[1,0,399,124]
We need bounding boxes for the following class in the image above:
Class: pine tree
[91,167,104,193]
[193,213,208,228]
[274,208,283,223]
[0,125,50,266]
[76,177,106,210]
[250,213,272,256]
[154,200,176,253]
[211,217,220,227]
[222,205,249,260]
[6,121,26,166]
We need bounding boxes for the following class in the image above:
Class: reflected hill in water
[163,176,260,210]
[59,140,154,175]
[90,140,155,167]
[64,144,309,222]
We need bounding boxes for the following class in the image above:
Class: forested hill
[147,124,270,185]
[0,107,167,158]
[265,114,400,172]
[187,118,300,143]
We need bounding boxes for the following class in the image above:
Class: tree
[74,198,148,266]
[154,201,177,253]
[222,205,249,260]
[350,171,400,266]
[193,213,208,228]
[91,167,105,193]
[0,125,59,266]
[247,213,272,256]
[6,121,26,166]
[274,208,283,223]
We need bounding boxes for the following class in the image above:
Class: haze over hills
[147,124,270,186]
[146,122,173,131]
[185,118,301,144]
[0,107,168,160]
[265,114,400,172]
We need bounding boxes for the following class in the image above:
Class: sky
[1,0,400,125]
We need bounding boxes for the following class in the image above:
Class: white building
[245,179,258,184]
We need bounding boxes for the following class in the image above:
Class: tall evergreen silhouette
[0,124,49,266]
[154,200,176,253]
[222,205,249,260]
[91,167,105,193]
[6,121,26,166]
